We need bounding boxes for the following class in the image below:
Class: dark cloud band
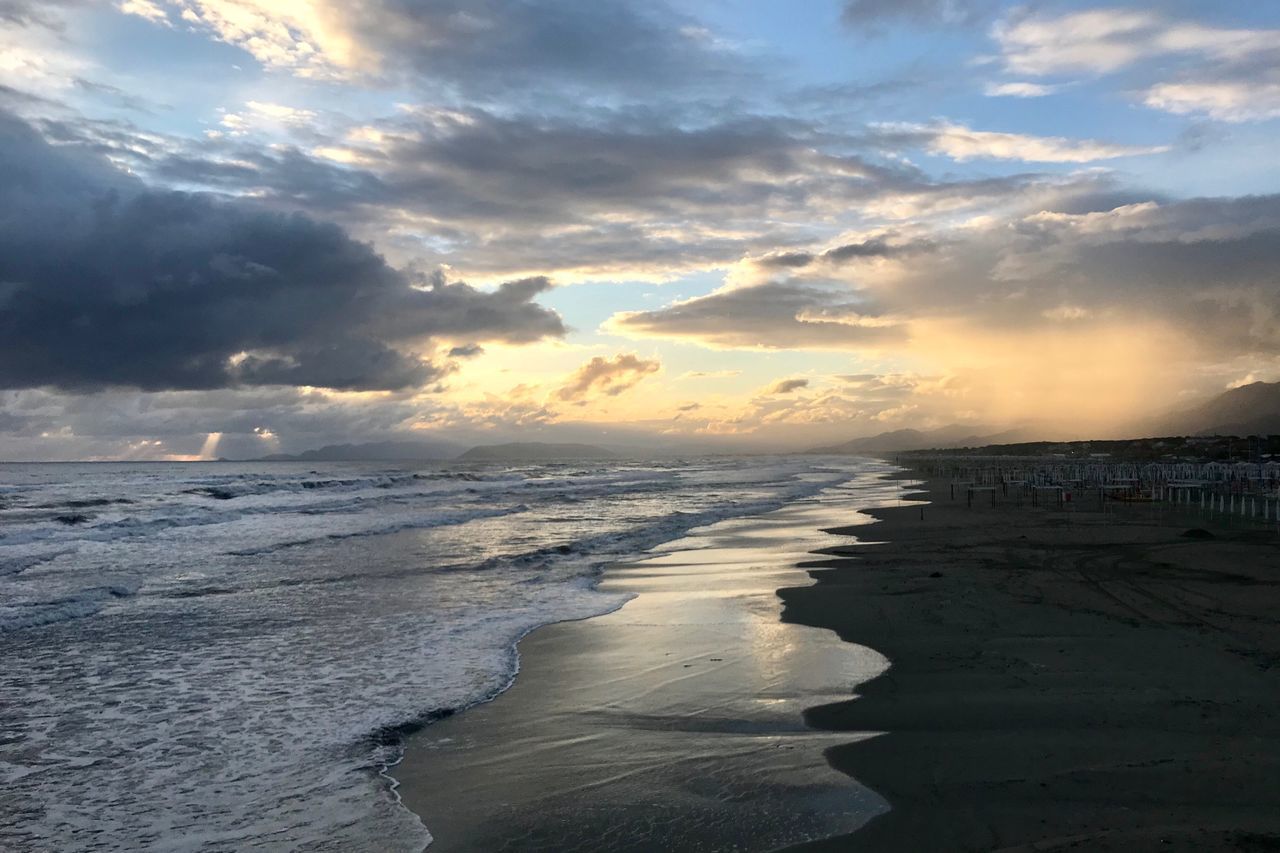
[0,110,564,392]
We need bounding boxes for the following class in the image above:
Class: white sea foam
[0,455,892,851]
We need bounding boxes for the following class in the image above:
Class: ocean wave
[0,456,894,852]
[0,549,72,577]
[36,497,134,509]
[0,584,136,633]
[178,469,523,502]
[226,503,532,556]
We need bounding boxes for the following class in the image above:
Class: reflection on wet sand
[395,468,909,852]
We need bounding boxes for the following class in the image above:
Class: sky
[1,0,1278,460]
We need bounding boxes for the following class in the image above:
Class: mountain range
[808,381,1280,454]
[255,440,616,463]
[248,383,1280,461]
[1141,380,1280,438]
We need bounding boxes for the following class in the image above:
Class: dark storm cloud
[0,110,565,392]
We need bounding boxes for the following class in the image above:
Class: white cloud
[984,81,1055,98]
[995,9,1161,76]
[995,9,1278,76]
[218,100,318,136]
[0,18,89,95]
[155,0,367,77]
[244,100,317,123]
[922,122,1168,163]
[118,0,170,25]
[993,8,1280,123]
[1145,80,1280,124]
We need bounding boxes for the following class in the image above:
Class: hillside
[807,424,1034,454]
[457,442,618,462]
[258,439,464,462]
[1153,381,1280,437]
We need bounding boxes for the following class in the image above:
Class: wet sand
[784,471,1280,852]
[393,472,907,851]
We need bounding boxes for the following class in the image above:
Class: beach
[0,456,874,851]
[397,463,1280,852]
[393,466,907,851]
[786,471,1280,851]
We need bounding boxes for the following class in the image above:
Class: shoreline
[779,466,1280,851]
[391,466,906,851]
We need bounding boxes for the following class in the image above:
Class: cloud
[117,0,169,25]
[555,353,660,401]
[854,195,1280,357]
[1144,80,1280,124]
[843,0,992,31]
[134,107,857,277]
[0,5,88,96]
[72,78,164,113]
[219,100,318,136]
[995,10,1277,77]
[0,0,73,29]
[135,0,743,97]
[984,81,1056,98]
[993,8,1280,123]
[754,235,933,271]
[0,384,443,460]
[892,121,1169,163]
[615,190,1280,363]
[678,370,740,380]
[766,378,809,394]
[44,100,1137,285]
[41,95,1138,284]
[0,109,564,392]
[608,280,905,351]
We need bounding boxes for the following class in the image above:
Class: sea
[0,455,887,851]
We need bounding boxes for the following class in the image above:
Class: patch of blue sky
[542,271,726,334]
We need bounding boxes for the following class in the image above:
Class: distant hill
[807,424,1035,454]
[809,382,1280,456]
[458,442,618,462]
[1152,381,1280,437]
[259,439,464,462]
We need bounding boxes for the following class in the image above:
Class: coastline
[780,467,1280,851]
[391,466,906,851]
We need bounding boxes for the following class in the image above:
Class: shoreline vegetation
[780,461,1280,851]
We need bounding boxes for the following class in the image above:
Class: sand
[393,483,902,851]
[783,471,1280,852]
[395,465,1280,851]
